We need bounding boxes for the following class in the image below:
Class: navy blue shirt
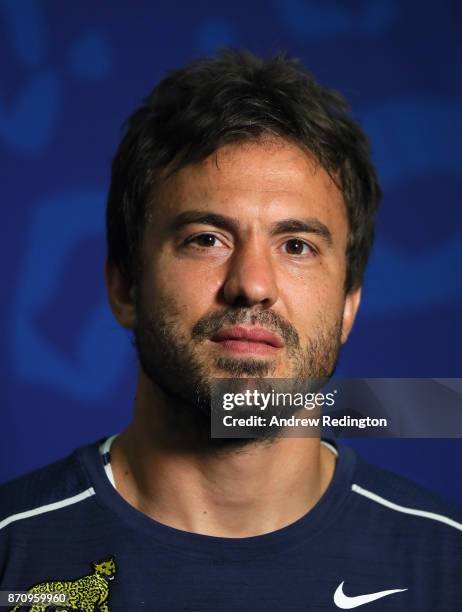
[1,437,461,611]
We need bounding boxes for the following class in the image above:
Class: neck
[110,370,336,538]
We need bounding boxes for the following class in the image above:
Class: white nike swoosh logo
[333,581,407,609]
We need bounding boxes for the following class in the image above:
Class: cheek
[277,271,344,332]
[149,257,222,320]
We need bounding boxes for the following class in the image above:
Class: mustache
[191,308,300,349]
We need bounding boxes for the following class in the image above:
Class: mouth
[210,325,284,356]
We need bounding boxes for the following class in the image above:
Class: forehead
[150,139,347,232]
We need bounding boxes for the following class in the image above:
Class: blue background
[1,1,461,504]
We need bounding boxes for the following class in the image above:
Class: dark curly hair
[106,49,381,294]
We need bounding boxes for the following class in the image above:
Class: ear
[340,286,362,344]
[105,259,137,330]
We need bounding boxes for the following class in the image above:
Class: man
[1,50,461,611]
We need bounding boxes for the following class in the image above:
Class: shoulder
[0,442,97,534]
[348,446,462,540]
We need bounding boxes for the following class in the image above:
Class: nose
[221,235,279,309]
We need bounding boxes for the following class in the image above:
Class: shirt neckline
[78,435,356,560]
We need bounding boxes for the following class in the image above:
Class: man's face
[131,138,359,427]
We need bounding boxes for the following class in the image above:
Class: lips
[211,326,284,349]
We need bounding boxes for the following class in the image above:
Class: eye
[185,233,226,248]
[282,238,315,256]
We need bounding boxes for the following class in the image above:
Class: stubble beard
[132,293,343,452]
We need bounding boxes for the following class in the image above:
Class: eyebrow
[270,218,333,246]
[171,211,240,235]
[171,211,333,246]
